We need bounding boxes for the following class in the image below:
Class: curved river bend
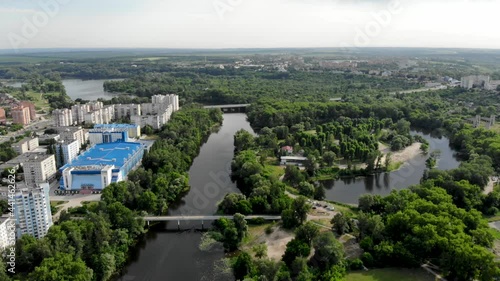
[118,115,459,280]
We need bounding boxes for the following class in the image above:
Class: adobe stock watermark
[213,0,245,20]
[5,166,18,274]
[7,0,72,52]
[339,0,403,50]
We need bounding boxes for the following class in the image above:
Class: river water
[322,130,461,204]
[118,115,460,280]
[62,79,123,101]
[118,113,254,281]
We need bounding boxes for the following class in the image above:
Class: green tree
[295,221,320,245]
[28,253,93,281]
[311,232,345,271]
[323,151,336,166]
[252,243,268,259]
[298,181,315,198]
[331,213,350,235]
[233,251,254,280]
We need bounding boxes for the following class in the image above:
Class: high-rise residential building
[22,153,57,185]
[13,183,53,239]
[58,127,87,148]
[53,108,73,127]
[20,101,36,121]
[55,139,80,167]
[11,137,39,155]
[0,108,6,124]
[11,105,31,125]
[114,104,141,120]
[461,75,491,89]
[71,104,89,124]
[0,217,15,249]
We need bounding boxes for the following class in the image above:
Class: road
[0,118,54,144]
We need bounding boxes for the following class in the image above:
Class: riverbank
[379,142,423,171]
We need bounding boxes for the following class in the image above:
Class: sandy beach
[379,142,423,168]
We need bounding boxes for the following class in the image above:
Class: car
[312,206,317,209]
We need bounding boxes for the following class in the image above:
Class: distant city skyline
[0,0,499,50]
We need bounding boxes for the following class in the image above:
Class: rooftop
[94,124,139,129]
[19,153,53,163]
[61,142,142,169]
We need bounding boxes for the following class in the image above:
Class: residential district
[0,94,179,249]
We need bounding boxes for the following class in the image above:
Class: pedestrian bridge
[203,104,251,112]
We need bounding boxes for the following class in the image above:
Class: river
[118,113,254,281]
[118,115,460,280]
[62,79,123,101]
[322,130,461,204]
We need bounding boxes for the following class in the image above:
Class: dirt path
[484,177,498,194]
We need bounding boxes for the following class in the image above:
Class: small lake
[322,130,461,205]
[62,79,123,101]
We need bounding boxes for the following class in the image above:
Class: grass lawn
[12,91,50,111]
[345,268,436,281]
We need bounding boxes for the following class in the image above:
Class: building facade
[22,154,57,185]
[59,142,145,192]
[12,137,39,155]
[13,183,53,239]
[55,139,80,167]
[0,108,6,124]
[53,109,73,127]
[0,218,15,249]
[11,105,31,125]
[58,127,87,148]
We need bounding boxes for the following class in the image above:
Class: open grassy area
[12,91,50,111]
[345,268,436,281]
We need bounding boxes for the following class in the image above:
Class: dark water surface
[323,130,460,204]
[118,114,254,281]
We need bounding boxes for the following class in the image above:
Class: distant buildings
[92,124,141,140]
[54,94,179,129]
[461,75,491,89]
[70,101,115,125]
[22,153,57,186]
[13,183,53,239]
[11,137,39,155]
[59,142,145,193]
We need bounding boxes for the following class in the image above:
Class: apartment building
[11,137,39,155]
[55,139,80,167]
[53,108,73,127]
[13,183,53,239]
[22,153,57,185]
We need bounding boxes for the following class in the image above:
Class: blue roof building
[59,142,144,192]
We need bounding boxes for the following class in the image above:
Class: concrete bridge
[143,215,281,229]
[203,104,250,113]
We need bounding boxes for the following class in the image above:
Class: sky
[0,0,499,50]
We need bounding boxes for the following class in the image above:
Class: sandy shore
[379,142,422,168]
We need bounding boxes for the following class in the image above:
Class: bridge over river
[203,104,250,112]
[143,215,281,229]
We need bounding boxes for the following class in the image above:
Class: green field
[345,268,436,281]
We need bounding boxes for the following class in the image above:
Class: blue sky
[0,0,499,50]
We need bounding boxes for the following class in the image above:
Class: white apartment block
[115,104,141,120]
[152,94,179,111]
[71,104,89,124]
[53,109,73,127]
[13,183,53,239]
[132,104,173,130]
[12,137,39,155]
[22,153,57,185]
[87,101,103,111]
[461,75,491,89]
[58,127,87,148]
[55,139,80,166]
[0,218,14,249]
